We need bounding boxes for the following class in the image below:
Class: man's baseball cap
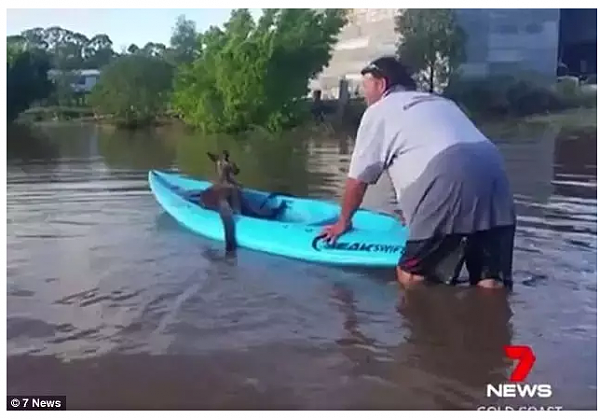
[360,56,416,89]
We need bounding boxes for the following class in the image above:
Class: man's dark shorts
[397,225,516,288]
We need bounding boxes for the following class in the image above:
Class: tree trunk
[429,63,435,93]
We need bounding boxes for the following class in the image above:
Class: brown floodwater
[6,122,597,410]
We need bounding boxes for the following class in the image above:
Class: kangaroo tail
[218,199,237,253]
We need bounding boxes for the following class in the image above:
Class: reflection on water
[6,122,597,409]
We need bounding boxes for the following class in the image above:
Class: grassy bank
[21,99,596,142]
[19,106,96,123]
[18,106,180,129]
[521,107,597,131]
[322,98,596,138]
[472,106,597,129]
[474,107,597,140]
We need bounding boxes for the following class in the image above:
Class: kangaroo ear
[207,152,218,162]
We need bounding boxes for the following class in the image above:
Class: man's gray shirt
[348,88,516,241]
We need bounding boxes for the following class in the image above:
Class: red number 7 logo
[504,345,536,382]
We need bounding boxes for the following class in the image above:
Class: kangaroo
[194,151,242,253]
[197,150,287,254]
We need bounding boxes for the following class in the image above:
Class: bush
[445,73,596,118]
[89,55,174,128]
[7,48,54,122]
[505,78,563,116]
[553,76,597,109]
[172,9,348,134]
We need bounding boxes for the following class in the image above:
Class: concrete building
[310,9,398,98]
[457,9,561,80]
[558,9,597,77]
[312,8,597,97]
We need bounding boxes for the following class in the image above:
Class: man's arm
[341,107,389,223]
[338,177,368,226]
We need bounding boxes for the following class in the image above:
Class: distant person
[311,89,325,123]
[318,56,516,290]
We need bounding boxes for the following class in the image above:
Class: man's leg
[396,234,467,288]
[465,225,516,290]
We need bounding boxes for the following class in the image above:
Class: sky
[7,8,262,52]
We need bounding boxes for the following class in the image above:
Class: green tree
[141,42,168,58]
[42,26,86,69]
[88,55,174,128]
[7,35,27,64]
[172,8,347,134]
[127,43,140,54]
[395,9,466,93]
[12,26,117,108]
[83,34,115,68]
[7,38,54,121]
[15,26,116,70]
[169,15,199,65]
[20,27,48,50]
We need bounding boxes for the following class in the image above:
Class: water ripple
[6,125,596,409]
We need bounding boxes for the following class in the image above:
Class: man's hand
[318,219,352,244]
[315,177,367,244]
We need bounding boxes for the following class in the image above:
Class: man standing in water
[319,56,516,290]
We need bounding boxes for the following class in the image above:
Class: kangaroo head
[207,150,239,185]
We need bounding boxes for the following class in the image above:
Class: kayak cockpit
[179,187,339,226]
[244,191,340,225]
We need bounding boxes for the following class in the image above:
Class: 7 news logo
[486,345,552,399]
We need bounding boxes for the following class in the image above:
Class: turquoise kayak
[148,170,408,267]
